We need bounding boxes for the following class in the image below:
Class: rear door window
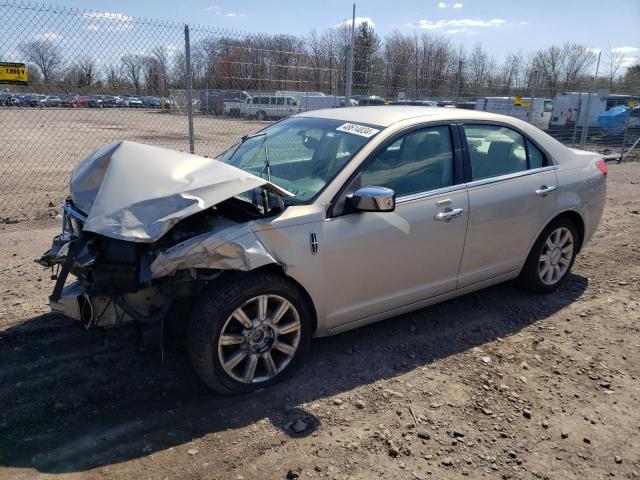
[463,125,527,180]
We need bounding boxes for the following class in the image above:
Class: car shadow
[0,274,587,474]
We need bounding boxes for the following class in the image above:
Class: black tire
[188,272,312,394]
[256,110,266,121]
[518,216,580,293]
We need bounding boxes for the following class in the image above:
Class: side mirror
[347,186,395,213]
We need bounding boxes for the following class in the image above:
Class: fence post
[344,3,355,105]
[580,50,601,148]
[527,70,538,125]
[184,24,195,154]
[453,58,462,106]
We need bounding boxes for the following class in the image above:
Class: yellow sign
[521,101,530,109]
[629,100,638,108]
[514,96,522,106]
[0,62,27,85]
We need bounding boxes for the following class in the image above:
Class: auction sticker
[336,123,380,138]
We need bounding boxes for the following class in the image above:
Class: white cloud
[205,6,246,18]
[34,32,61,41]
[416,18,505,30]
[612,46,640,54]
[453,3,464,8]
[80,11,133,32]
[80,11,133,22]
[336,16,376,28]
[438,2,447,8]
[519,21,528,25]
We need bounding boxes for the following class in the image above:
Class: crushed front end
[38,199,176,328]
[36,141,291,330]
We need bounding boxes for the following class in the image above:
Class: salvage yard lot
[0,162,638,479]
[0,108,264,221]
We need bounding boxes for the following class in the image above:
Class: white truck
[549,90,640,132]
[475,96,553,130]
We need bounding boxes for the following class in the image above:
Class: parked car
[88,95,116,108]
[87,95,103,107]
[69,96,89,108]
[389,99,438,107]
[38,106,606,394]
[352,95,386,106]
[244,94,298,120]
[44,95,63,107]
[61,93,79,107]
[127,96,145,108]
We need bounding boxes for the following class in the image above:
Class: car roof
[296,106,529,128]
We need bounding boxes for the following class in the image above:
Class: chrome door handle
[434,208,464,221]
[535,185,557,197]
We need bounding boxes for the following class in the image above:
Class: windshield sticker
[336,123,380,138]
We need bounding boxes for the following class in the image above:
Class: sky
[7,0,640,69]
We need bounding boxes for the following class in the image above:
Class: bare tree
[605,47,626,91]
[74,56,97,87]
[19,40,64,84]
[121,54,146,93]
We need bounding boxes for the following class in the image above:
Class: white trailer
[550,90,640,131]
[475,96,553,130]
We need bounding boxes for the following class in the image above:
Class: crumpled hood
[70,141,292,242]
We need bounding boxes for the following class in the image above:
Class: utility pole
[344,3,355,106]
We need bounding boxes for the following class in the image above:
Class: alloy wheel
[217,294,301,384]
[538,227,574,285]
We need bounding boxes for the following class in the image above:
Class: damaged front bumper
[39,201,172,328]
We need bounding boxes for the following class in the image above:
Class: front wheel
[518,217,580,293]
[188,272,312,394]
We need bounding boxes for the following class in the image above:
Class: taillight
[596,159,607,177]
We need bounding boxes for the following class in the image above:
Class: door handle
[535,185,557,197]
[434,208,464,221]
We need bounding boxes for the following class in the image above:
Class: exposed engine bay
[37,141,292,330]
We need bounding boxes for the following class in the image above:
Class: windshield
[217,117,381,204]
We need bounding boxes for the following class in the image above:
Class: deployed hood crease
[70,141,292,243]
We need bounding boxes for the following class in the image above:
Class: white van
[475,97,553,130]
[245,95,298,120]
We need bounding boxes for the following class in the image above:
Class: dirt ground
[0,162,639,480]
[0,108,264,222]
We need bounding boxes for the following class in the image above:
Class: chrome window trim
[396,184,467,204]
[466,165,558,189]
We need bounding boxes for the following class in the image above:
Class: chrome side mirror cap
[348,186,396,213]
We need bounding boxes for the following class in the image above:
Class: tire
[518,216,580,293]
[256,110,266,121]
[188,272,312,394]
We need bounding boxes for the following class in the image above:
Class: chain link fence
[1,1,639,226]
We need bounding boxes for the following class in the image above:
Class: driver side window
[360,126,454,197]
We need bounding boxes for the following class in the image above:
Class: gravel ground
[0,162,639,480]
[0,108,264,222]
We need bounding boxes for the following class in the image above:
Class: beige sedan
[40,107,607,393]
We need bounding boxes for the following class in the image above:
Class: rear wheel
[518,217,580,293]
[188,272,312,394]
